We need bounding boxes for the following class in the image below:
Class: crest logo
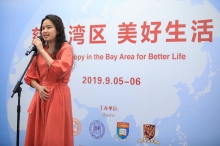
[73,118,81,136]
[138,124,160,145]
[116,122,130,141]
[144,124,155,139]
[89,120,105,139]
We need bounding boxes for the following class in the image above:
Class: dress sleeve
[48,43,74,79]
[24,55,41,86]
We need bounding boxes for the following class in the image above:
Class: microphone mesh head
[38,36,44,42]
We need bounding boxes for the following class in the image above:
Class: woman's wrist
[38,47,45,54]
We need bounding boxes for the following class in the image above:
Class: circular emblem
[73,118,81,136]
[89,120,105,139]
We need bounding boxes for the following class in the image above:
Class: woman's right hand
[37,85,50,100]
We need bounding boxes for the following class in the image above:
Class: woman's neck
[48,41,55,48]
[47,42,55,54]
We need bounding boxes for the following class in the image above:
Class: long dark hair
[40,14,67,59]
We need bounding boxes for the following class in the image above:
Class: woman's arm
[32,37,54,67]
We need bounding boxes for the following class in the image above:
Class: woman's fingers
[39,88,50,100]
[38,86,50,100]
[40,95,47,100]
[40,94,49,100]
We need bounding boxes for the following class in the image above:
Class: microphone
[25,36,44,56]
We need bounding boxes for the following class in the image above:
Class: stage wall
[1,0,220,145]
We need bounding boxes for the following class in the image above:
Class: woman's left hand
[32,38,44,53]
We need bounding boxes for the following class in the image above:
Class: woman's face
[41,19,57,43]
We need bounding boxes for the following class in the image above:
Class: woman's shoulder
[62,42,72,48]
[60,42,72,51]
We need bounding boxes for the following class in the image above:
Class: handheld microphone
[25,36,44,56]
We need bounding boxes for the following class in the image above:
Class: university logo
[138,124,160,145]
[116,122,130,141]
[73,118,81,136]
[89,120,105,139]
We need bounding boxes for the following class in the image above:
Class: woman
[24,14,74,146]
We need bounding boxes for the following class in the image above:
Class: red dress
[24,42,74,146]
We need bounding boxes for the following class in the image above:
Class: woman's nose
[43,28,47,32]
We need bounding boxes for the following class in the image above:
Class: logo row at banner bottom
[73,118,160,145]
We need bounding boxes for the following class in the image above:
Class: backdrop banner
[2,0,220,145]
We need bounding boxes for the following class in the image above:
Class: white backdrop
[2,0,220,145]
